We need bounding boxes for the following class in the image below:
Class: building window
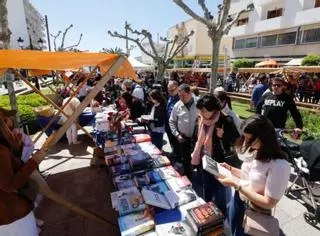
[277,32,296,45]
[234,39,246,49]
[237,18,249,26]
[261,35,278,47]
[302,28,320,43]
[267,8,283,19]
[234,37,257,49]
[316,0,320,8]
[246,37,258,48]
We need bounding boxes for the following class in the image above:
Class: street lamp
[17,37,24,49]
[37,38,44,50]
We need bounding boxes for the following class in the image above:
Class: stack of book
[186,202,224,235]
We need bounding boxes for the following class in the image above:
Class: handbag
[243,206,279,236]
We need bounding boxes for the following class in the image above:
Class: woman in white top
[217,114,291,235]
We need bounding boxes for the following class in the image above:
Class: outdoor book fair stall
[0,50,226,235]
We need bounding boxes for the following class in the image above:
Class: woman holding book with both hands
[218,114,291,236]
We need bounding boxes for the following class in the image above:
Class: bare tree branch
[172,0,211,26]
[198,0,211,20]
[217,0,231,32]
[108,30,156,60]
[50,31,61,51]
[63,33,83,50]
[223,10,246,34]
[168,35,178,58]
[217,4,224,26]
[60,24,73,50]
[168,30,194,60]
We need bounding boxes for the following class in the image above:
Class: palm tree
[102,46,124,55]
[0,0,11,49]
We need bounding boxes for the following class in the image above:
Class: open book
[202,154,242,185]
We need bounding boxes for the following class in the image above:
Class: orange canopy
[255,59,280,68]
[0,50,137,81]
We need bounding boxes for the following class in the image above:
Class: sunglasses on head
[272,83,283,88]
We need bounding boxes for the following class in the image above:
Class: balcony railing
[254,16,283,33]
[295,7,320,26]
[228,25,248,37]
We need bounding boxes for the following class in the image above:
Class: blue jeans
[228,191,246,236]
[151,132,164,150]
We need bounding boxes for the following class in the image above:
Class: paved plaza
[33,131,320,236]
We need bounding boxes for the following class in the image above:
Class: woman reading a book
[217,114,291,235]
[0,110,46,236]
[191,94,240,216]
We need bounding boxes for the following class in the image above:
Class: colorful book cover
[121,143,139,150]
[123,149,142,156]
[145,182,169,195]
[113,174,135,190]
[111,187,146,216]
[186,202,224,232]
[105,154,128,166]
[151,155,171,168]
[138,142,162,155]
[141,189,171,210]
[156,166,181,180]
[110,163,131,176]
[134,134,152,143]
[133,175,150,188]
[178,198,206,220]
[145,170,163,184]
[155,220,195,236]
[165,176,192,192]
[118,209,155,236]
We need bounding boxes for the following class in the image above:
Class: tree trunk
[156,63,166,82]
[6,73,21,127]
[209,37,221,93]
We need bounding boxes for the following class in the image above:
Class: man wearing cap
[256,77,303,130]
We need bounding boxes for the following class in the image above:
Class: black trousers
[176,138,192,180]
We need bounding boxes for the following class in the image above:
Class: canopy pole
[13,71,94,144]
[43,56,126,149]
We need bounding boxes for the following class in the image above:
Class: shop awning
[0,50,136,80]
[285,59,303,66]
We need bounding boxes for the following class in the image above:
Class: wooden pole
[13,71,93,144]
[43,56,126,149]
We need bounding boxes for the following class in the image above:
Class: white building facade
[4,0,46,49]
[229,0,320,64]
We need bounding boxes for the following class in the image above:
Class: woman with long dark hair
[218,114,291,235]
[0,109,46,236]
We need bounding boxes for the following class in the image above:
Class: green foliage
[232,58,255,72]
[0,94,49,134]
[301,54,320,66]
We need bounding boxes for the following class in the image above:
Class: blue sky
[31,0,219,56]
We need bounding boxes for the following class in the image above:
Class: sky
[31,0,219,57]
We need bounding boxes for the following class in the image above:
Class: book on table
[105,154,128,166]
[144,182,169,195]
[186,201,224,235]
[133,133,152,143]
[155,166,181,180]
[138,142,162,155]
[151,155,171,168]
[111,187,146,216]
[145,170,163,184]
[132,126,147,134]
[113,174,135,190]
[155,220,195,236]
[110,163,131,176]
[141,187,197,209]
[118,209,155,236]
[178,198,206,220]
[165,176,192,192]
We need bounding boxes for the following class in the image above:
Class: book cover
[144,182,169,195]
[138,142,162,155]
[105,154,128,166]
[118,209,155,236]
[110,163,131,176]
[145,170,163,184]
[156,166,181,180]
[134,134,152,143]
[141,189,171,210]
[132,126,147,134]
[155,220,195,236]
[186,202,224,233]
[121,143,139,150]
[151,155,171,168]
[178,198,206,220]
[165,188,197,208]
[165,176,192,192]
[113,174,135,190]
[133,175,150,188]
[123,149,142,156]
[111,187,146,216]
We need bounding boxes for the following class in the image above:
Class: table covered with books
[92,106,226,236]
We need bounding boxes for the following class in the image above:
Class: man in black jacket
[256,77,303,130]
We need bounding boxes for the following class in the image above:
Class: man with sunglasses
[255,77,303,131]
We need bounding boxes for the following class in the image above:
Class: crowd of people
[0,68,306,235]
